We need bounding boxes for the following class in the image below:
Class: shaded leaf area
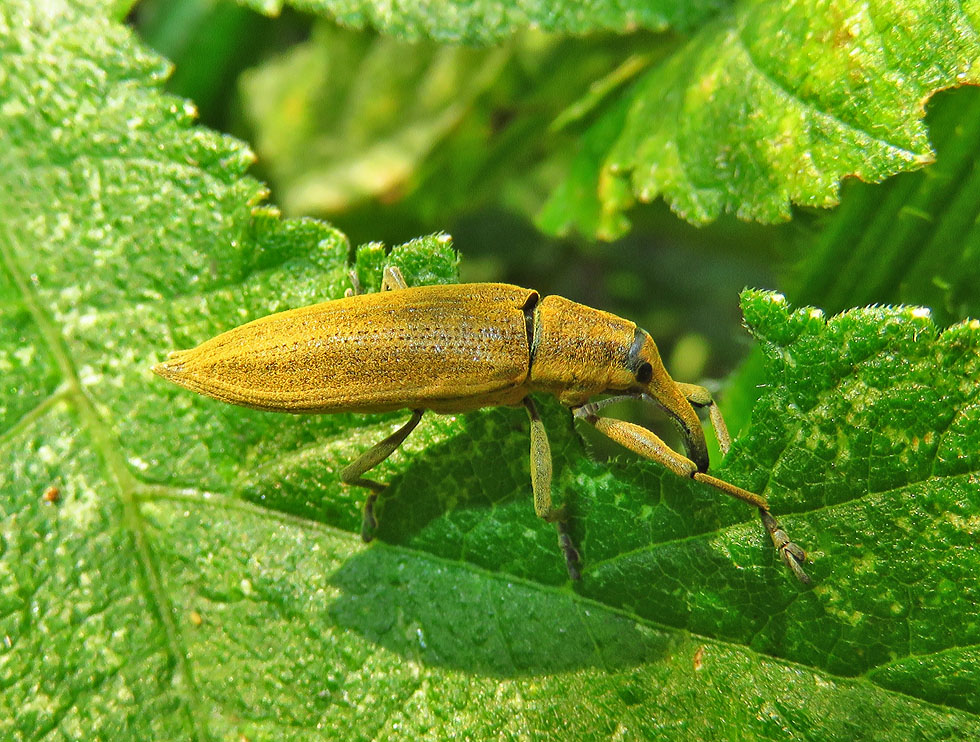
[146,498,978,741]
[242,0,721,43]
[719,85,980,475]
[540,0,980,235]
[791,86,980,327]
[2,2,980,740]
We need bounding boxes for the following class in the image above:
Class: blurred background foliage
[129,0,980,441]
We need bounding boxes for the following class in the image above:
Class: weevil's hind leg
[381,265,408,291]
[344,270,362,298]
[341,409,424,542]
[345,265,407,297]
[524,397,581,579]
[675,382,731,455]
[573,405,810,583]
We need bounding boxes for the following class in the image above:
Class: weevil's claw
[360,518,376,543]
[780,542,811,585]
[760,509,811,585]
[360,492,380,542]
[556,520,581,580]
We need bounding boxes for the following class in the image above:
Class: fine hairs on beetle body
[153,266,810,583]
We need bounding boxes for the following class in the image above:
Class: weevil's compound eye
[636,362,653,384]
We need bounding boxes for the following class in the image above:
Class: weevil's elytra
[154,267,810,584]
[157,283,536,415]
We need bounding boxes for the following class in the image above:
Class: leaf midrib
[0,224,211,742]
[136,467,980,722]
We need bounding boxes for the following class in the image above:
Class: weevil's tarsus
[341,409,424,541]
[760,509,811,584]
[556,520,581,581]
[361,492,379,542]
[525,396,581,579]
[575,401,809,583]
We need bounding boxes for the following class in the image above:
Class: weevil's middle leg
[572,404,810,583]
[341,409,424,542]
[524,397,581,579]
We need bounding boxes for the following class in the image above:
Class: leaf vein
[734,23,922,163]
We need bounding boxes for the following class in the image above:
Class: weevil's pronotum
[153,267,810,583]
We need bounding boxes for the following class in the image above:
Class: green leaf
[3,2,980,740]
[239,21,512,216]
[237,22,640,230]
[542,0,980,236]
[241,0,719,44]
[792,87,980,325]
[232,1,980,239]
[721,86,980,442]
[730,293,980,681]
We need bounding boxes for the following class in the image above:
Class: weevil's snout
[631,329,710,471]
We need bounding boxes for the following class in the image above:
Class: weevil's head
[625,328,709,471]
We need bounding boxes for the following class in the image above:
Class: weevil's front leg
[695,471,811,584]
[341,409,424,542]
[674,382,731,455]
[524,397,581,579]
[572,404,810,583]
[760,509,811,584]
